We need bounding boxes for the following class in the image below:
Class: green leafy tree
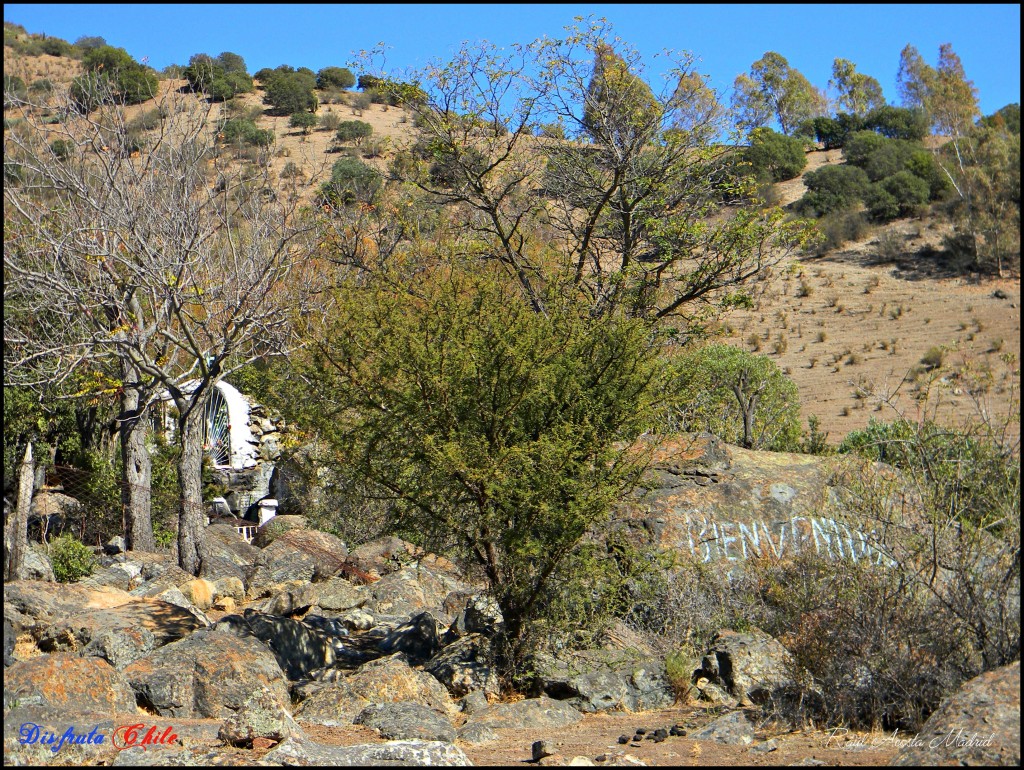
[865,105,929,141]
[800,164,871,215]
[281,259,662,672]
[732,51,827,135]
[263,70,318,115]
[979,103,1020,135]
[334,120,373,143]
[317,66,355,90]
[897,43,979,138]
[829,58,886,117]
[80,45,157,105]
[663,343,802,451]
[866,170,930,220]
[288,111,318,135]
[744,127,807,182]
[319,157,382,206]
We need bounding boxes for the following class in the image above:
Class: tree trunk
[119,374,155,552]
[176,397,207,576]
[5,443,33,582]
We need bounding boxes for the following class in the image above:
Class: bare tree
[4,79,328,573]
[359,19,813,327]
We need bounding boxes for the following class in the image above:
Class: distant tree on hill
[317,66,356,90]
[183,52,253,102]
[335,120,373,143]
[897,43,979,137]
[73,35,106,50]
[73,44,157,106]
[733,51,826,136]
[262,68,318,115]
[744,127,807,182]
[829,58,885,117]
[289,110,318,135]
[979,103,1020,135]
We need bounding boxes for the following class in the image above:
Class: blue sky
[4,4,1020,116]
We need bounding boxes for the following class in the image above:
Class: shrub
[288,111,318,134]
[317,66,355,91]
[318,110,341,132]
[842,130,891,169]
[919,345,944,370]
[864,105,929,141]
[219,117,274,147]
[262,70,317,115]
[28,78,54,94]
[49,533,97,583]
[800,165,871,216]
[50,139,73,160]
[335,120,373,143]
[349,92,372,114]
[810,113,865,150]
[659,343,803,451]
[866,171,929,221]
[813,208,870,252]
[744,127,807,182]
[319,157,382,206]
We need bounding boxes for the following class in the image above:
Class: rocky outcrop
[214,609,339,680]
[295,652,457,726]
[262,736,472,766]
[462,695,583,730]
[617,434,892,567]
[530,650,675,713]
[354,702,457,742]
[692,627,811,707]
[891,661,1020,766]
[5,653,137,714]
[425,633,500,698]
[218,686,304,748]
[123,627,290,718]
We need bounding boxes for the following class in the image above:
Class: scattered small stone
[993,288,1008,299]
[617,735,630,745]
[533,739,556,761]
[595,753,610,762]
[669,725,686,737]
[634,727,646,735]
[751,738,779,753]
[652,728,668,743]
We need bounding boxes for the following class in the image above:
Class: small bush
[319,156,382,207]
[318,110,341,132]
[335,120,373,143]
[813,209,870,252]
[800,165,871,216]
[50,533,97,583]
[867,171,930,221]
[50,139,73,160]
[920,346,944,370]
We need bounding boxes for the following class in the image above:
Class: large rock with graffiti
[618,433,894,567]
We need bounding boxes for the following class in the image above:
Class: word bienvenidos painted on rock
[682,515,894,566]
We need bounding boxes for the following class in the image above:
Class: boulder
[364,564,466,618]
[691,710,756,746]
[693,628,809,706]
[348,535,420,575]
[317,576,367,611]
[617,433,892,567]
[462,695,583,730]
[245,542,318,599]
[296,652,457,727]
[214,609,338,680]
[457,722,501,745]
[218,686,304,748]
[424,633,500,698]
[3,617,15,667]
[531,649,675,713]
[443,594,503,641]
[263,736,471,766]
[891,660,1020,766]
[261,583,321,616]
[198,553,248,586]
[5,653,137,714]
[123,627,290,718]
[355,702,457,742]
[252,515,308,548]
[267,528,350,580]
[377,611,445,664]
[81,623,158,669]
[204,522,262,566]
[20,544,56,581]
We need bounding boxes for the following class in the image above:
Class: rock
[355,702,456,742]
[267,528,350,580]
[569,757,596,766]
[751,738,779,752]
[123,627,290,718]
[378,611,445,664]
[531,650,675,713]
[364,564,466,618]
[82,564,138,592]
[198,554,248,586]
[263,736,471,766]
[245,541,318,599]
[5,653,137,714]
[4,617,16,667]
[214,609,337,680]
[317,576,367,611]
[533,739,557,760]
[891,660,1020,766]
[252,515,308,547]
[424,633,501,697]
[992,288,1009,299]
[691,711,756,746]
[694,680,737,708]
[296,652,457,727]
[348,535,419,574]
[463,695,583,730]
[617,433,892,567]
[212,576,246,605]
[82,623,158,669]
[444,594,504,641]
[339,607,376,631]
[104,535,126,555]
[203,522,263,566]
[218,686,303,747]
[694,628,809,705]
[262,583,320,616]
[456,722,500,744]
[180,578,216,610]
[20,544,55,581]
[459,689,491,714]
